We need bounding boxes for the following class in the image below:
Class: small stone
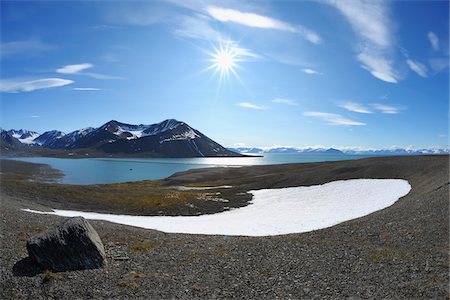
[26,217,106,272]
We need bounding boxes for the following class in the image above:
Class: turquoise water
[5,154,372,185]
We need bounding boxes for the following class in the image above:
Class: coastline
[1,155,448,298]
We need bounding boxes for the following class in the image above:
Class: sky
[1,0,449,149]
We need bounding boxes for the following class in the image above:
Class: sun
[207,41,243,82]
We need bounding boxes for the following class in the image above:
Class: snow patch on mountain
[159,128,200,144]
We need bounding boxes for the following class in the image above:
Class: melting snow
[18,133,40,144]
[23,179,411,236]
[159,129,200,144]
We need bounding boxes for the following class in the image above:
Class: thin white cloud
[302,68,321,75]
[0,78,74,93]
[82,72,125,80]
[328,0,391,48]
[103,2,170,26]
[173,15,223,41]
[429,58,449,72]
[272,98,298,106]
[1,38,54,58]
[372,103,401,114]
[357,52,398,83]
[56,63,124,80]
[93,25,120,30]
[56,63,93,74]
[206,6,322,44]
[73,87,101,91]
[327,0,399,83]
[303,111,365,126]
[339,102,372,114]
[237,102,268,110]
[406,59,428,77]
[31,115,40,118]
[427,31,439,51]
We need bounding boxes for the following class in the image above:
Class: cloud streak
[1,38,54,58]
[327,0,399,83]
[302,68,321,75]
[56,63,124,80]
[206,6,322,44]
[73,87,100,91]
[339,102,372,114]
[237,102,268,110]
[56,63,93,74]
[406,59,428,77]
[173,15,223,41]
[372,103,401,114]
[427,31,439,51]
[272,98,298,106]
[304,111,365,126]
[0,78,74,93]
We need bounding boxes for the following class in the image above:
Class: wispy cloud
[372,103,402,114]
[357,52,398,83]
[339,102,372,114]
[272,98,298,106]
[56,63,93,74]
[0,38,54,58]
[93,24,120,30]
[206,6,322,44]
[427,31,439,51]
[406,59,428,77]
[429,57,449,72]
[173,15,222,41]
[31,115,40,118]
[304,111,365,126]
[56,63,124,80]
[302,68,321,75]
[82,73,125,80]
[73,87,100,91]
[237,102,268,110]
[0,78,74,93]
[103,2,169,26]
[327,0,399,83]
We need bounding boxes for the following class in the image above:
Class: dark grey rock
[26,217,106,272]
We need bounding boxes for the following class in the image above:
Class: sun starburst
[206,41,244,83]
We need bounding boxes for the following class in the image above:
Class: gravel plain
[0,155,448,299]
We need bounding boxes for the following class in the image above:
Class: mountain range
[227,146,450,155]
[2,120,448,158]
[0,119,242,158]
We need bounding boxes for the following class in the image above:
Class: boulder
[26,217,106,272]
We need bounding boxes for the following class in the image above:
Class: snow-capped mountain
[95,119,237,157]
[0,119,241,157]
[1,130,23,149]
[7,129,40,144]
[45,127,95,149]
[2,123,448,157]
[34,130,65,146]
[228,146,450,155]
[228,147,344,154]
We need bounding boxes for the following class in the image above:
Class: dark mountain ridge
[0,119,241,158]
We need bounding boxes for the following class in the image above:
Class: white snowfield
[23,179,411,237]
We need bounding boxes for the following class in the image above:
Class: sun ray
[207,40,244,83]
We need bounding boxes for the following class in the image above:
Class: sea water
[5,153,372,185]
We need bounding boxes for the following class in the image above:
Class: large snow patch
[23,179,411,236]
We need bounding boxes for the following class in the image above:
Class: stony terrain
[0,155,448,299]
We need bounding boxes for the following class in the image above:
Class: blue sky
[1,0,448,149]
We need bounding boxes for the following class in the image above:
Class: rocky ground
[0,155,448,299]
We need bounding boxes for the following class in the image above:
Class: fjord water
[9,154,372,185]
